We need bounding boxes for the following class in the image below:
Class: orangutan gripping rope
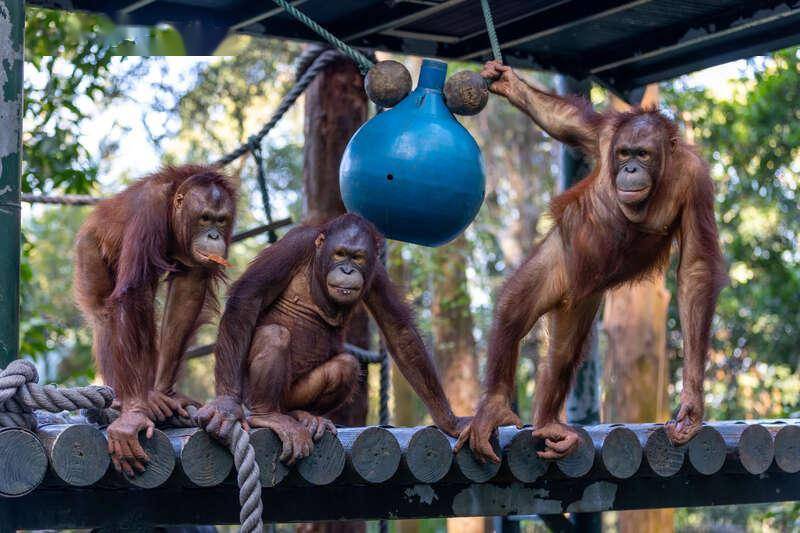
[197,213,468,462]
[74,165,236,475]
[454,61,728,463]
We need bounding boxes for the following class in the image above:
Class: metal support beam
[556,74,602,533]
[0,0,24,366]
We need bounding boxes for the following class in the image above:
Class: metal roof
[27,0,800,96]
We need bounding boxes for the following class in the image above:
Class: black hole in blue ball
[387,173,394,181]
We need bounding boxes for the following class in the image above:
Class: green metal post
[0,0,24,366]
[556,74,601,533]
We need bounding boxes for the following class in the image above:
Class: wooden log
[499,426,547,483]
[165,428,232,487]
[338,427,401,484]
[0,427,48,497]
[556,426,595,478]
[104,428,175,489]
[643,425,685,477]
[391,426,453,484]
[250,428,290,487]
[451,434,501,483]
[296,430,346,485]
[37,423,109,487]
[589,424,642,479]
[715,422,774,475]
[686,425,726,475]
[772,424,800,473]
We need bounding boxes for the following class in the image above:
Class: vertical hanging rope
[270,0,374,74]
[252,145,278,243]
[480,0,502,62]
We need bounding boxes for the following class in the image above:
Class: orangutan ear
[670,137,678,153]
[315,233,326,249]
[174,193,185,210]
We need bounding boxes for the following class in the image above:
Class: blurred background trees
[20,5,800,531]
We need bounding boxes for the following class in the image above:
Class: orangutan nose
[340,265,355,275]
[624,164,638,173]
[208,230,220,240]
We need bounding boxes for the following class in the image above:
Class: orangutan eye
[353,253,367,265]
[333,250,348,262]
[638,150,649,160]
[200,214,212,223]
[618,148,630,159]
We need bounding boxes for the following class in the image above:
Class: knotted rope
[479,0,502,63]
[165,406,264,533]
[0,359,114,430]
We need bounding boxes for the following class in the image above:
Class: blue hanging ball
[340,59,486,247]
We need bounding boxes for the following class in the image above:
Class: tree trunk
[431,235,483,533]
[388,242,420,533]
[604,85,673,533]
[299,52,368,533]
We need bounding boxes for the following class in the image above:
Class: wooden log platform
[1,420,799,529]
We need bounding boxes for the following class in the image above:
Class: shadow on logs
[165,428,233,487]
[392,426,453,484]
[38,423,109,487]
[338,427,401,483]
[0,427,48,497]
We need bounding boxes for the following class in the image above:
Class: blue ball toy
[339,59,486,247]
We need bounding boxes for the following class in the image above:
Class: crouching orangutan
[74,165,236,475]
[455,61,728,463]
[196,213,467,462]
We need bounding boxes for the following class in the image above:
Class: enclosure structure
[3,0,800,531]
[1,420,800,530]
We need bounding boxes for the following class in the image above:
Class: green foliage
[662,48,800,420]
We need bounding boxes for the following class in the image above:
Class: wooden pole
[165,427,232,487]
[38,424,109,487]
[295,430,346,486]
[0,427,47,497]
[588,425,643,479]
[102,428,175,489]
[500,426,547,483]
[250,427,291,487]
[393,426,453,484]
[0,0,24,366]
[338,426,401,483]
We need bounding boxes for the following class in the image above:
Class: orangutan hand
[480,60,520,98]
[107,407,154,477]
[195,395,248,443]
[436,415,472,439]
[290,410,336,441]
[666,391,704,445]
[453,395,522,463]
[145,390,191,421]
[248,412,313,465]
[533,422,580,460]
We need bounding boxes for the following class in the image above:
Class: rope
[480,0,502,62]
[0,360,114,430]
[162,406,263,533]
[269,0,374,74]
[251,146,278,243]
[23,47,349,205]
[21,192,99,206]
[212,48,346,167]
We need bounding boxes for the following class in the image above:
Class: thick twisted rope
[166,406,263,533]
[213,48,345,167]
[0,360,114,430]
[269,0,374,74]
[479,0,502,62]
